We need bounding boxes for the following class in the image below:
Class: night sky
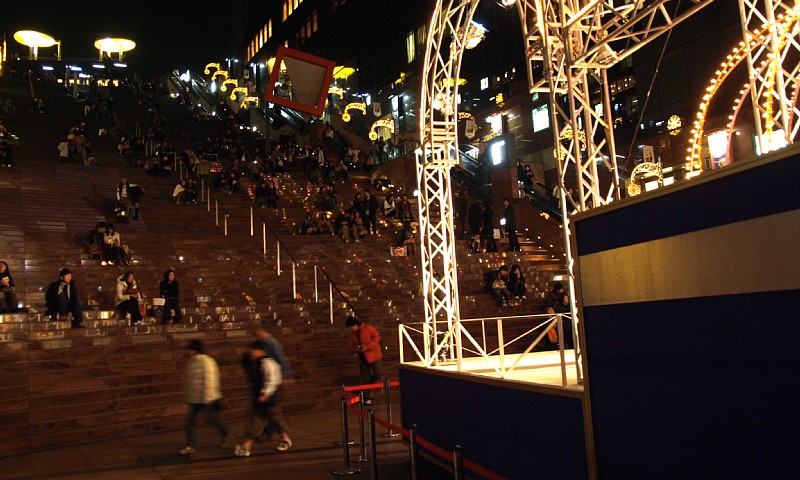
[1,1,234,75]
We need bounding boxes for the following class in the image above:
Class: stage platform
[402,349,582,391]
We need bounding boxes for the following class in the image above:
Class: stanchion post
[262,222,267,255]
[353,391,368,462]
[369,409,378,479]
[380,378,399,437]
[224,214,228,236]
[453,445,464,480]
[250,206,254,236]
[206,187,211,211]
[215,200,219,225]
[333,386,360,476]
[409,424,419,480]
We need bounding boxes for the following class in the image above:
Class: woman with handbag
[159,270,183,324]
[180,340,233,455]
[115,271,143,324]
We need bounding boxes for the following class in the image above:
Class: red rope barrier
[339,380,508,480]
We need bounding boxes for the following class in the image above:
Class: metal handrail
[195,178,363,322]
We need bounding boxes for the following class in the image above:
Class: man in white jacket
[180,340,233,455]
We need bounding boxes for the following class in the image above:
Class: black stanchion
[453,445,464,480]
[354,391,369,463]
[369,408,378,480]
[409,424,419,480]
[333,384,354,447]
[333,387,360,476]
[380,377,400,437]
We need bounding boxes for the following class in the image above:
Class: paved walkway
[0,408,451,480]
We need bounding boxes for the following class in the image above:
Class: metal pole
[354,391,368,462]
[329,283,334,324]
[262,223,267,255]
[224,214,228,236]
[292,261,297,299]
[380,378,399,437]
[314,266,319,302]
[558,314,568,387]
[333,386,360,476]
[201,178,205,201]
[368,409,378,479]
[276,240,281,275]
[250,206,254,236]
[207,187,211,211]
[453,445,464,480]
[215,200,219,225]
[497,318,505,376]
[409,425,419,480]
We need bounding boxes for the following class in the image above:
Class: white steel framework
[417,0,714,373]
[738,0,800,153]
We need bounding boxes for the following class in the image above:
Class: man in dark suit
[502,197,521,251]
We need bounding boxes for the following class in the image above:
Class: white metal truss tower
[738,0,800,152]
[418,0,714,367]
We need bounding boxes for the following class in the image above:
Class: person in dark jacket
[45,268,83,327]
[0,261,20,312]
[502,197,521,251]
[159,270,183,324]
[234,340,292,457]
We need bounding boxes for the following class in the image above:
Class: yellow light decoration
[204,63,221,75]
[686,6,800,170]
[667,115,682,131]
[368,119,395,141]
[240,96,260,109]
[332,66,355,80]
[627,162,663,197]
[220,78,238,92]
[14,30,57,60]
[266,57,286,73]
[14,30,56,48]
[212,70,229,81]
[458,112,475,121]
[554,126,587,161]
[94,38,136,61]
[342,102,367,122]
[328,86,345,97]
[229,86,248,101]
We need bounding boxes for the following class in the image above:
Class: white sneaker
[234,444,250,457]
[276,438,292,451]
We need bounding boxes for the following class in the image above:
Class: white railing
[399,313,579,387]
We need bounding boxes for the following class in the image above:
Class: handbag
[491,279,506,289]
[138,297,147,317]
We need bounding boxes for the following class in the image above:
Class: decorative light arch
[368,118,395,140]
[204,63,221,75]
[342,102,367,122]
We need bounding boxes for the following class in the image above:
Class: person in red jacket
[346,316,382,404]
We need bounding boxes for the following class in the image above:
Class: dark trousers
[117,298,142,323]
[162,298,182,323]
[359,359,383,401]
[50,294,83,325]
[507,229,520,251]
[186,403,228,447]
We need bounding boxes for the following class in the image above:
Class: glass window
[406,33,415,64]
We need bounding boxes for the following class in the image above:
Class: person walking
[45,268,83,328]
[179,340,233,455]
[345,316,382,404]
[251,320,293,443]
[234,340,292,457]
[502,197,521,251]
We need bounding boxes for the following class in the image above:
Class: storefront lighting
[113,62,127,68]
[92,64,105,69]
[69,65,82,72]
[14,30,58,60]
[42,65,54,71]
